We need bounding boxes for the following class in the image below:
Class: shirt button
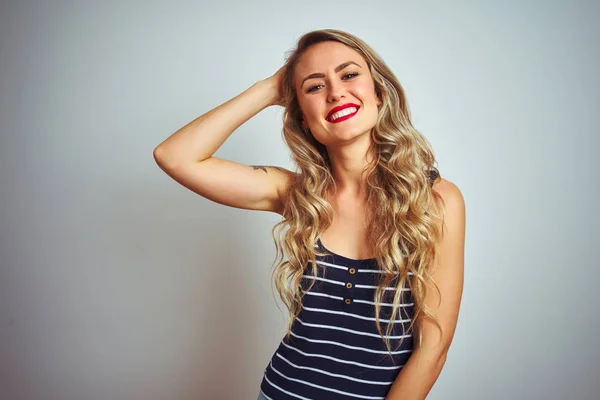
[349,268,356,274]
[345,298,352,304]
[346,282,353,289]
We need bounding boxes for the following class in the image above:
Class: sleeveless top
[258,169,440,400]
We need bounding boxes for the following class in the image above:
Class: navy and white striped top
[259,238,415,400]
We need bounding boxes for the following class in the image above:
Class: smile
[326,105,360,123]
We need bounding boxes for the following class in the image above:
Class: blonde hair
[270,29,445,359]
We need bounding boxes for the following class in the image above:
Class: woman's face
[294,41,381,146]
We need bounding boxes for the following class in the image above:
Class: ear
[375,88,383,108]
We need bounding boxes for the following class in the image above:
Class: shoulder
[273,167,299,214]
[431,176,466,232]
[274,167,298,193]
[432,176,463,204]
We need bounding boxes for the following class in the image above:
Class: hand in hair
[264,65,287,107]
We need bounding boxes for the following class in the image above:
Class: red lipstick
[326,103,360,123]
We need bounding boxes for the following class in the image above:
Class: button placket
[342,263,359,310]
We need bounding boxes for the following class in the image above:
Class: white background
[1,1,598,399]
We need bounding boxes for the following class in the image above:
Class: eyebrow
[300,61,362,89]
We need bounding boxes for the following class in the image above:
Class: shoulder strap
[428,168,440,186]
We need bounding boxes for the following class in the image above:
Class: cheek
[359,82,377,100]
[299,99,321,120]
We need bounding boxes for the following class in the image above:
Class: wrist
[253,78,280,106]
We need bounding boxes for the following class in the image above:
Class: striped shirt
[259,238,415,400]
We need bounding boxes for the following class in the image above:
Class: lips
[326,103,360,121]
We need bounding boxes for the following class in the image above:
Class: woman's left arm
[386,180,466,400]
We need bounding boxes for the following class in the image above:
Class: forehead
[294,41,367,83]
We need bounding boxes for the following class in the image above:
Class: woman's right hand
[263,65,287,107]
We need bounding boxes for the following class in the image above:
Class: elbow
[153,146,175,170]
[419,345,449,373]
[435,351,448,372]
[153,145,166,162]
[430,343,451,375]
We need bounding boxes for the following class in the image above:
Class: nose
[327,80,345,103]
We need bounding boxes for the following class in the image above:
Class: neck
[326,134,375,199]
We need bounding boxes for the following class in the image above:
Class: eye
[343,72,359,80]
[307,84,323,93]
[306,72,359,93]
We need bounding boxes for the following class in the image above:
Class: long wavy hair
[269,29,446,359]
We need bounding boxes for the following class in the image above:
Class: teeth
[329,107,358,121]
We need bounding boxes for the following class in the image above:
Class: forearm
[385,348,447,400]
[154,80,278,166]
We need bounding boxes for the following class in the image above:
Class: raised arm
[153,67,295,215]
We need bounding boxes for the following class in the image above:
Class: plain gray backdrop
[1,1,598,399]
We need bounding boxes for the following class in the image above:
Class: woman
[154,29,465,400]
